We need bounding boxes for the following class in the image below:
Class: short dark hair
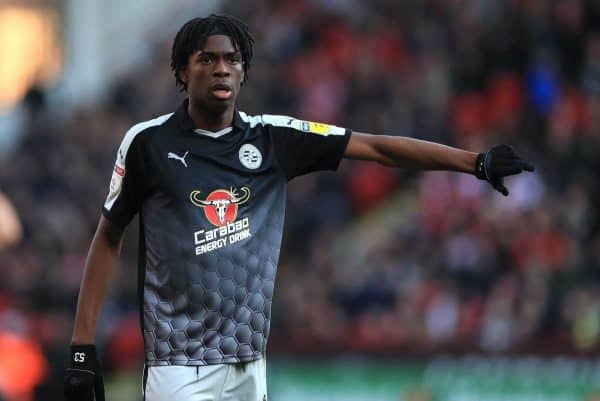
[170,14,254,92]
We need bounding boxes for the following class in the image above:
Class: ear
[179,67,189,86]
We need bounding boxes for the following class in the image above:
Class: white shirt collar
[193,126,233,138]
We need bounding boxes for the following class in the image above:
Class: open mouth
[211,84,233,100]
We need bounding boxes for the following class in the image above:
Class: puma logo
[168,151,189,167]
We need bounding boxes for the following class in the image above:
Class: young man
[64,14,534,401]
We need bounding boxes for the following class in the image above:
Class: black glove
[64,344,105,401]
[474,144,535,196]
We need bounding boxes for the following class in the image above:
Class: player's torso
[139,119,286,365]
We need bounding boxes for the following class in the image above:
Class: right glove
[64,344,105,401]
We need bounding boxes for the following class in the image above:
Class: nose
[213,58,230,77]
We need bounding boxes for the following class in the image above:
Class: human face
[180,34,244,112]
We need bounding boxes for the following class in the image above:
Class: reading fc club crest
[239,144,262,169]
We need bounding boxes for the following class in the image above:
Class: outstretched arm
[345,132,477,172]
[344,132,534,195]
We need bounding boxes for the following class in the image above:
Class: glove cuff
[69,344,98,372]
[474,152,487,180]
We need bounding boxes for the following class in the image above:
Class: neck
[187,99,234,131]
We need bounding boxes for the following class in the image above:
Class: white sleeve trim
[104,113,173,211]
[238,111,346,136]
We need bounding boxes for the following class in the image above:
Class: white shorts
[143,358,267,401]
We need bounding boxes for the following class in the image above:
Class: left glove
[64,344,105,401]
[474,144,535,196]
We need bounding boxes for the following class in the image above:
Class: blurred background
[0,0,599,400]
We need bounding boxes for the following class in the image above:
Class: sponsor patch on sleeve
[114,164,125,177]
[104,161,126,210]
[109,163,125,195]
[306,122,331,135]
[301,120,345,136]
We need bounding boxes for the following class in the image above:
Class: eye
[198,53,214,65]
[227,53,242,65]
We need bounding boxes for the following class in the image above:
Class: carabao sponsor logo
[190,187,252,255]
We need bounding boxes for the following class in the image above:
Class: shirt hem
[144,352,264,366]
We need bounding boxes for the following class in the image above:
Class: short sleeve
[268,115,352,181]
[102,130,148,228]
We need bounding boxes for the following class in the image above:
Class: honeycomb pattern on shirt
[141,178,284,366]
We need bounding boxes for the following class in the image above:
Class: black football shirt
[102,99,351,365]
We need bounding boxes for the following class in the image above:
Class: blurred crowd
[1,0,600,399]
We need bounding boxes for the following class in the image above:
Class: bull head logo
[190,187,250,227]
